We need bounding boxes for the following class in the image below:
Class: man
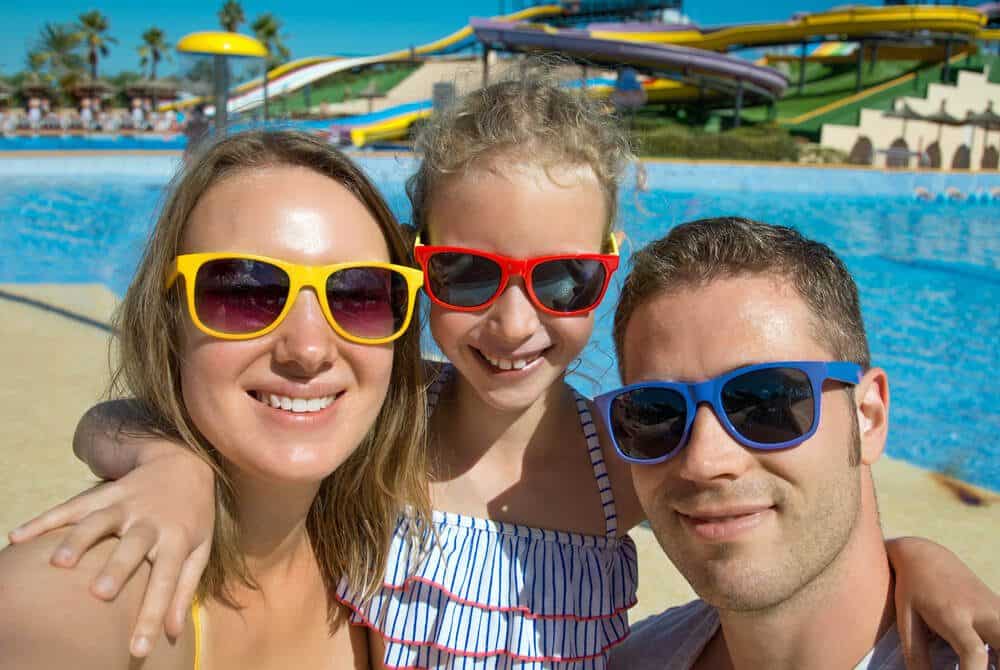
[602,218,964,669]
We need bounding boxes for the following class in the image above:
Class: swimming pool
[0,134,188,151]
[1,155,997,491]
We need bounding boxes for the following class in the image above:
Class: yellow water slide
[589,5,987,51]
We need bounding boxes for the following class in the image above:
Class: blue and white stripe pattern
[337,367,639,669]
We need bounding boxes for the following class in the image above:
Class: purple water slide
[587,21,700,33]
[471,19,788,99]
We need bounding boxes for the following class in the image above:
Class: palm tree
[138,27,172,80]
[33,23,85,82]
[251,13,290,121]
[77,10,117,81]
[218,0,246,32]
[251,14,290,68]
[25,50,49,77]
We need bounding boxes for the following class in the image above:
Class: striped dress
[336,368,639,669]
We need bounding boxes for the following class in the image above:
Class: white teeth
[483,353,539,371]
[253,391,337,414]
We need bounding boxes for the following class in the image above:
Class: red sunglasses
[413,234,620,316]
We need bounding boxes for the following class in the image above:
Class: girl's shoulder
[0,528,193,669]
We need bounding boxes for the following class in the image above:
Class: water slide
[167,5,565,114]
[327,100,433,147]
[343,5,996,147]
[585,5,986,51]
[472,18,787,102]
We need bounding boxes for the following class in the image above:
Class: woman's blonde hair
[407,66,633,250]
[110,129,430,613]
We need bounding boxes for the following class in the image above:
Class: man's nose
[675,404,756,484]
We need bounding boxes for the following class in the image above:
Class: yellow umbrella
[177,31,267,134]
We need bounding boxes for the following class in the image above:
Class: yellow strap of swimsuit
[191,598,202,670]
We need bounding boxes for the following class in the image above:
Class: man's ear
[856,367,890,465]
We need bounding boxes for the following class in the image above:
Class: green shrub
[632,123,799,162]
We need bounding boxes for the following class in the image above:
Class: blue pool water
[1,156,997,491]
[0,134,188,151]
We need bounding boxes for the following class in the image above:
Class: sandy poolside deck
[1,283,997,619]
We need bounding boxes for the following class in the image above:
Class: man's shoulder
[611,600,720,670]
[864,625,961,670]
[0,530,146,668]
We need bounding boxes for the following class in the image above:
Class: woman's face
[425,161,608,412]
[178,165,395,485]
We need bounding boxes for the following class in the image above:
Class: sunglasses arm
[825,362,863,385]
[164,260,181,290]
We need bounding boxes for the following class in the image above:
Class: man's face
[621,275,864,611]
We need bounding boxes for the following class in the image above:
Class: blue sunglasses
[594,361,862,465]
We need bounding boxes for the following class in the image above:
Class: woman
[0,130,430,668]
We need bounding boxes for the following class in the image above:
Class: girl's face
[178,166,395,485]
[425,161,608,412]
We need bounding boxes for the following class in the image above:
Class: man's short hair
[613,217,870,378]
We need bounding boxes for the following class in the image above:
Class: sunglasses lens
[327,267,409,340]
[425,252,503,308]
[721,367,815,445]
[194,259,289,334]
[609,388,688,461]
[532,259,608,313]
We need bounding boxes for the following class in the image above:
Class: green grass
[266,62,419,116]
[783,56,993,138]
[626,49,1000,152]
[740,59,924,124]
[733,51,996,139]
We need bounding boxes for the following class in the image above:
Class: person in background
[183,105,210,159]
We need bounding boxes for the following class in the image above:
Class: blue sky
[0,0,880,77]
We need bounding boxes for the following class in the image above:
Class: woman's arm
[888,536,1000,670]
[7,400,216,656]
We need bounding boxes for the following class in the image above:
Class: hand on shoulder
[0,529,192,669]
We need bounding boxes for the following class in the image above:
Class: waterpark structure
[168,1,1000,156]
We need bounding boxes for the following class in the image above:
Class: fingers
[48,506,125,568]
[977,610,1000,651]
[952,626,991,670]
[8,485,110,545]
[898,603,933,670]
[128,541,187,657]
[89,523,157,600]
[165,542,211,639]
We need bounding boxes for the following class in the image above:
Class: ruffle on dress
[336,512,637,669]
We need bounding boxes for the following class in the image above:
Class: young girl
[11,77,999,669]
[0,129,431,668]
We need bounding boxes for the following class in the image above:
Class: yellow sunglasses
[166,253,424,345]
